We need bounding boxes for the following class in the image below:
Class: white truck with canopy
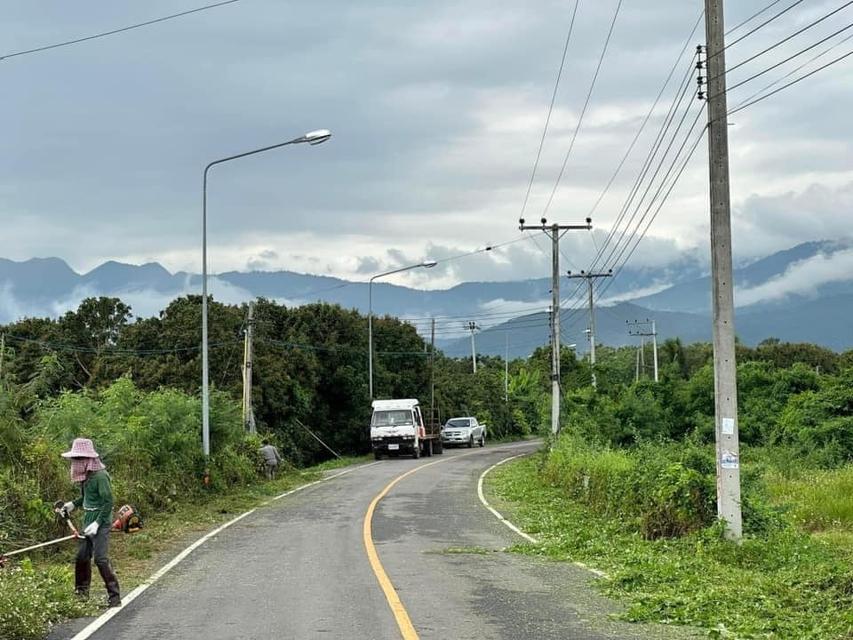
[370,399,443,460]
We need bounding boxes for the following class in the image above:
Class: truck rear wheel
[424,439,433,457]
[435,439,443,454]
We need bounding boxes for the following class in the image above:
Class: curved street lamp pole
[202,129,332,462]
[368,260,437,400]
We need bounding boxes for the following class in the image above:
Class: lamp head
[421,259,438,268]
[302,129,332,145]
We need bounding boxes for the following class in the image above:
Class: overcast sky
[2,0,852,289]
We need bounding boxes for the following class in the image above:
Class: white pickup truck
[440,416,486,448]
[370,399,443,460]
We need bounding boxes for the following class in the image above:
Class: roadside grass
[488,455,853,640]
[764,465,853,533]
[0,456,370,640]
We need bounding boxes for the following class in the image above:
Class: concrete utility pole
[430,318,436,424]
[627,319,659,382]
[467,321,479,373]
[519,217,592,437]
[504,333,509,403]
[0,333,5,385]
[567,270,612,389]
[704,0,743,540]
[242,302,256,434]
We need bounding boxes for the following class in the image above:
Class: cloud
[736,248,853,307]
[1,0,851,286]
[0,276,255,324]
[355,256,381,274]
[246,249,280,271]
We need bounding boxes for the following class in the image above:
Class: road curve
[70,441,696,640]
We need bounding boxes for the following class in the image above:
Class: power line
[587,11,705,221]
[0,0,242,62]
[726,0,787,35]
[724,0,853,75]
[728,44,853,114]
[732,29,853,108]
[542,0,624,217]
[518,0,581,221]
[722,0,810,53]
[725,20,853,94]
[594,122,708,305]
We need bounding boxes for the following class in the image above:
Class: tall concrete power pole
[467,321,478,373]
[567,270,612,389]
[704,0,743,540]
[627,319,659,383]
[242,302,256,434]
[519,218,592,438]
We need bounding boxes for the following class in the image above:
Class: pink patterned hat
[61,438,100,459]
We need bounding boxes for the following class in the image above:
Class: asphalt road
[66,441,698,640]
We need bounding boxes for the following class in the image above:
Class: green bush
[543,434,717,538]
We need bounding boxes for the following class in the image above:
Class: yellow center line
[363,458,444,640]
[363,444,535,639]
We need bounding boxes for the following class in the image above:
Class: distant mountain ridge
[1,240,851,353]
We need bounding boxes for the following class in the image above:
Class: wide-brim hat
[61,438,100,458]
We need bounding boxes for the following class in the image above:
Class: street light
[368,260,437,399]
[201,129,331,461]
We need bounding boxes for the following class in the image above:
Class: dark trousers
[75,523,121,605]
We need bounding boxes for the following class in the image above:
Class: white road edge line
[477,455,538,544]
[477,453,607,579]
[69,461,381,640]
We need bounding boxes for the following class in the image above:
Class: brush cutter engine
[112,504,143,533]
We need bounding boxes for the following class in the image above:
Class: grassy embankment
[488,439,853,640]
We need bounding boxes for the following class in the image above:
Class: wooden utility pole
[705,0,742,540]
[567,270,612,389]
[519,217,592,437]
[242,302,256,434]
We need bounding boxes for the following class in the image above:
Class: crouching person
[58,438,121,607]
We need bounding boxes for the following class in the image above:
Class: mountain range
[1,240,850,356]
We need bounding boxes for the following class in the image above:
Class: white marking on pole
[69,461,381,640]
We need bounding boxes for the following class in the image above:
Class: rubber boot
[75,560,91,598]
[97,561,121,607]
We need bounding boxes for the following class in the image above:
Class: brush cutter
[0,503,142,568]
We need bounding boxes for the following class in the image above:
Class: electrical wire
[726,0,788,36]
[723,0,853,74]
[722,0,810,53]
[731,29,853,108]
[518,0,581,222]
[728,44,853,114]
[0,0,242,61]
[725,20,853,93]
[587,11,705,221]
[542,0,624,218]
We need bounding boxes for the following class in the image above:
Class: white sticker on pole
[721,450,739,469]
[722,417,735,435]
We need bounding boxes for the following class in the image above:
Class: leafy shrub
[543,434,717,538]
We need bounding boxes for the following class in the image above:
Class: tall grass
[765,466,853,531]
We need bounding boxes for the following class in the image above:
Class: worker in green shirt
[58,438,121,607]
